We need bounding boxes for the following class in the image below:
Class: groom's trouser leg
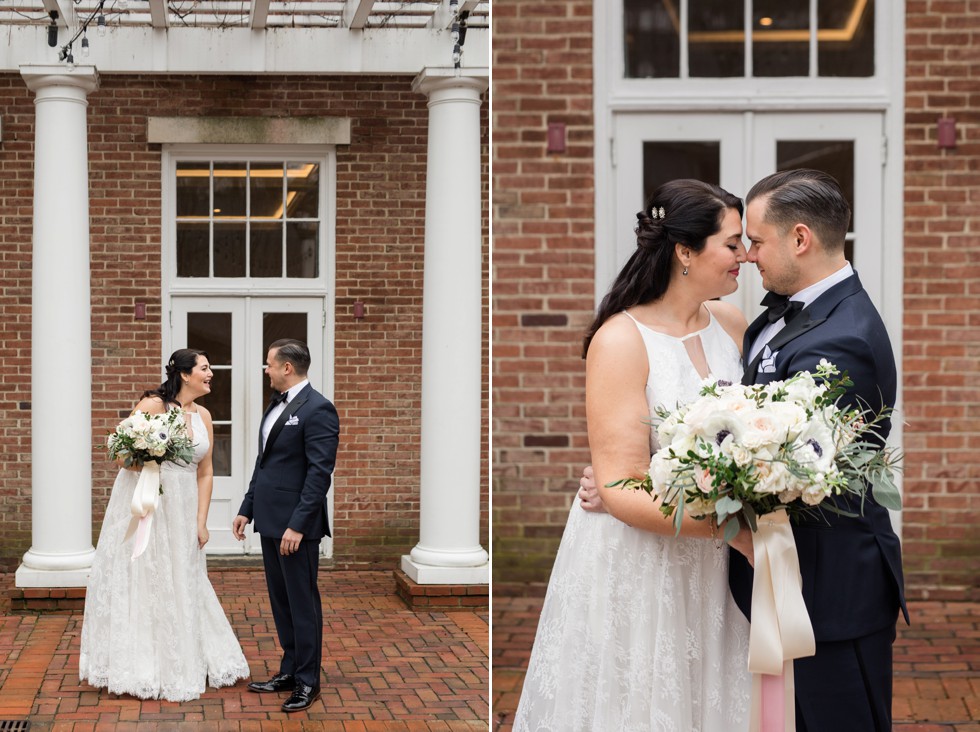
[794,623,896,732]
[260,535,323,687]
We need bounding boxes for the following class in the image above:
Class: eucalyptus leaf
[872,473,903,510]
[723,518,740,543]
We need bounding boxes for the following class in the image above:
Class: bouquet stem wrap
[123,461,161,561]
[748,511,816,732]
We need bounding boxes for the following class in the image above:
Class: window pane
[212,423,232,477]
[819,0,874,77]
[176,222,210,277]
[287,163,320,218]
[643,141,720,204]
[250,163,285,220]
[213,223,246,277]
[213,163,247,218]
[186,312,232,364]
[776,140,855,231]
[286,222,319,278]
[624,0,679,78]
[689,0,744,78]
[251,221,284,277]
[176,162,211,217]
[198,366,231,421]
[753,0,809,77]
[262,313,308,403]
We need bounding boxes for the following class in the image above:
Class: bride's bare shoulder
[705,300,748,344]
[590,312,644,353]
[133,395,167,415]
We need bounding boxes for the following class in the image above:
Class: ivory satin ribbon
[748,511,816,732]
[123,461,161,561]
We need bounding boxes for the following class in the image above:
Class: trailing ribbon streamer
[748,510,816,731]
[122,461,161,561]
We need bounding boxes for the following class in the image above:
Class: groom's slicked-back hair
[269,339,311,376]
[746,168,850,254]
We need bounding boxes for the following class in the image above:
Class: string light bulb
[47,10,59,47]
[97,13,106,37]
[81,33,90,57]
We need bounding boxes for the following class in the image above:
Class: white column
[401,68,489,584]
[15,65,99,588]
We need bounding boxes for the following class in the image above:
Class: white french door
[610,112,885,319]
[170,296,329,556]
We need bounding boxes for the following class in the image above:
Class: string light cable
[57,0,108,68]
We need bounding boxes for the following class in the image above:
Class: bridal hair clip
[650,206,666,220]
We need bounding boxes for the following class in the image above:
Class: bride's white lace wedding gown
[513,310,751,732]
[80,410,250,701]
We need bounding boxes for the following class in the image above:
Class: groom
[728,168,908,731]
[232,338,340,713]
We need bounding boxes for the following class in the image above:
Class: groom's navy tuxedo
[729,272,908,732]
[239,382,340,688]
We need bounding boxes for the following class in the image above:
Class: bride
[513,180,754,731]
[80,348,250,701]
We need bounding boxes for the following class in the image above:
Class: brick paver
[0,569,488,731]
[493,596,980,731]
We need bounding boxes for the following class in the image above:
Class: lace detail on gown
[513,309,751,732]
[79,411,250,701]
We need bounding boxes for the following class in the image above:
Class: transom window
[624,0,875,79]
[174,159,321,279]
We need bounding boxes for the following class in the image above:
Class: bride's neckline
[623,307,715,342]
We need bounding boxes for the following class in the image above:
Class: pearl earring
[682,267,689,276]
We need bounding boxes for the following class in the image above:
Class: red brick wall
[901,2,980,600]
[492,1,596,594]
[0,74,489,571]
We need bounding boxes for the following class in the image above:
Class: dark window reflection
[819,0,874,77]
[212,163,247,217]
[624,0,679,78]
[176,162,211,217]
[176,222,210,277]
[250,221,284,277]
[689,0,744,77]
[643,141,720,204]
[753,0,809,77]
[286,223,319,278]
[250,163,285,219]
[213,223,246,277]
[212,423,232,476]
[187,312,232,364]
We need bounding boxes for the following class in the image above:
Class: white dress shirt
[261,379,309,451]
[748,263,854,363]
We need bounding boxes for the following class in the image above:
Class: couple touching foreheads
[514,169,907,732]
[80,338,340,713]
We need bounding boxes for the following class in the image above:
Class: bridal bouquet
[107,409,195,473]
[107,409,196,560]
[610,360,902,542]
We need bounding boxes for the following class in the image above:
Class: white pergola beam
[344,0,375,30]
[249,0,270,29]
[0,25,488,75]
[148,0,169,28]
[459,0,479,13]
[40,0,72,27]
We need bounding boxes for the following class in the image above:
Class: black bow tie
[269,391,288,406]
[761,292,805,324]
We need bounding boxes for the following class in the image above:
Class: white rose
[730,443,752,468]
[753,460,791,496]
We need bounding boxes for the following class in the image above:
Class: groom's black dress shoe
[247,673,296,693]
[281,682,321,712]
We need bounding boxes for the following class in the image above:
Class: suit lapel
[261,384,311,465]
[742,273,864,385]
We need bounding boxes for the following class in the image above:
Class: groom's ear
[791,223,815,255]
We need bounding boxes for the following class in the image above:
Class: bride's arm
[195,406,215,549]
[587,316,716,538]
[704,299,749,358]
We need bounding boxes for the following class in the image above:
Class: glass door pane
[752,112,883,311]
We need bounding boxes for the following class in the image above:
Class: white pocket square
[285,415,299,426]
[759,345,778,374]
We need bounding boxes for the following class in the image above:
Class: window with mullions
[175,161,320,279]
[624,0,875,79]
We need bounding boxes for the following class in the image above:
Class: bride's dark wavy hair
[141,348,209,406]
[582,179,743,357]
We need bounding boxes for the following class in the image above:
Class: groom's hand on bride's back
[578,466,607,513]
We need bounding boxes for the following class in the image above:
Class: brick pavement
[492,596,980,731]
[0,569,488,731]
